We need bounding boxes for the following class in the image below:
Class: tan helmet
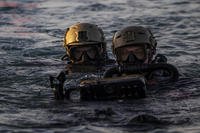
[112,26,157,55]
[62,23,107,64]
[64,22,105,47]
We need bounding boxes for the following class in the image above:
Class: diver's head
[112,26,157,65]
[63,23,107,65]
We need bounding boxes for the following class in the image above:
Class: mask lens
[69,45,101,60]
[70,46,83,60]
[86,47,98,59]
[116,46,146,61]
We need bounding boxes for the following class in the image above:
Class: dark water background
[0,0,200,132]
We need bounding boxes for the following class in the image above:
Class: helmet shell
[64,23,105,47]
[112,26,157,53]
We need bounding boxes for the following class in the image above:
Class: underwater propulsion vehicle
[50,74,146,101]
[49,63,179,101]
[66,75,146,100]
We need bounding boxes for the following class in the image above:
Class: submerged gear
[70,75,146,100]
[112,26,157,64]
[50,74,146,100]
[63,23,107,64]
[50,63,179,100]
[103,63,179,83]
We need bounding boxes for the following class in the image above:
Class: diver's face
[116,45,149,65]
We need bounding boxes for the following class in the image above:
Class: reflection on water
[0,0,200,132]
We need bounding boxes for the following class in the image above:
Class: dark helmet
[112,26,157,64]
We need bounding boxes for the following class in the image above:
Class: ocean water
[0,0,200,132]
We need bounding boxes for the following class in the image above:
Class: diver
[104,26,179,84]
[50,23,115,100]
[61,22,116,73]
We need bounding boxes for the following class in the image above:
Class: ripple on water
[0,37,36,51]
[75,3,125,12]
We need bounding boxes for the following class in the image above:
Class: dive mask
[68,44,102,61]
[115,45,147,64]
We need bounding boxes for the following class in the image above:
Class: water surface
[0,0,200,132]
